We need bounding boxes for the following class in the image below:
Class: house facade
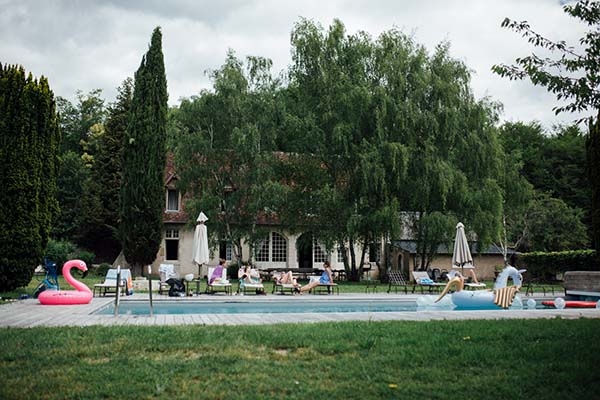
[147,157,508,281]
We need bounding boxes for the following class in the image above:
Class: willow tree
[0,64,60,290]
[285,19,410,280]
[286,20,503,276]
[120,28,168,275]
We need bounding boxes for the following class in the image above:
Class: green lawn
[0,319,598,399]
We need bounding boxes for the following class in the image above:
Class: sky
[0,0,591,130]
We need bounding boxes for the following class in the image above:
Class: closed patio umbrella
[193,212,210,272]
[452,222,474,274]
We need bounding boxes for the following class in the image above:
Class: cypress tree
[0,63,59,291]
[120,28,168,275]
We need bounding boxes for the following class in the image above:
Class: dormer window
[166,189,179,212]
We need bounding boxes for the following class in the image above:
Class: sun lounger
[411,271,445,294]
[238,279,265,295]
[387,271,408,294]
[158,264,177,295]
[93,269,131,297]
[308,276,339,295]
[206,267,232,295]
[272,282,297,295]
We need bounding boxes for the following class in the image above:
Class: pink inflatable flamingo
[38,259,93,305]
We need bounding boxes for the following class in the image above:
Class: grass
[0,319,599,399]
[0,273,591,398]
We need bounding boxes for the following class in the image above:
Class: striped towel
[493,286,520,309]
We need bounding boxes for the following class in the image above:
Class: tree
[492,0,600,251]
[56,89,106,154]
[589,112,600,250]
[0,64,60,290]
[53,151,89,240]
[174,51,283,263]
[498,121,591,248]
[53,89,106,244]
[79,79,132,261]
[120,27,168,275]
[286,20,504,276]
[516,193,589,252]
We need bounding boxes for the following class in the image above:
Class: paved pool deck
[1,292,599,328]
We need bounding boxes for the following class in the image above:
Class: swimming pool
[94,299,419,315]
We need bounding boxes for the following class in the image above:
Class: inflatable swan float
[435,266,525,310]
[38,259,92,305]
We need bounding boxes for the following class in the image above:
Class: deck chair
[387,271,408,294]
[93,269,132,297]
[411,271,445,294]
[238,268,265,295]
[308,275,339,295]
[158,264,177,295]
[206,266,232,295]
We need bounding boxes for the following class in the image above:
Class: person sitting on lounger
[210,259,228,284]
[238,264,262,283]
[238,263,266,294]
[299,261,333,293]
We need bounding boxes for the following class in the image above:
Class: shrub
[95,263,112,277]
[45,239,76,270]
[519,250,598,281]
[44,240,96,273]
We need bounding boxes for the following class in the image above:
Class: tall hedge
[0,63,60,291]
[519,250,599,281]
[120,28,168,275]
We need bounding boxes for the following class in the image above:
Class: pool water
[95,299,418,315]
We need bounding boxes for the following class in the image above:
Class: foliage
[174,50,283,262]
[493,0,600,251]
[120,27,168,275]
[492,0,600,119]
[171,19,506,278]
[519,193,589,252]
[44,239,95,272]
[286,20,504,274]
[78,79,132,262]
[44,239,76,269]
[0,63,60,291]
[1,320,600,399]
[498,122,590,251]
[56,89,106,154]
[95,262,112,277]
[588,114,600,252]
[51,151,90,239]
[519,249,598,280]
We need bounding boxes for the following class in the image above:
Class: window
[313,239,327,263]
[272,233,287,262]
[255,232,287,262]
[166,189,179,211]
[369,243,381,262]
[337,246,346,263]
[219,241,234,261]
[255,236,270,262]
[165,228,179,260]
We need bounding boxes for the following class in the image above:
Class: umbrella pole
[147,265,153,316]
